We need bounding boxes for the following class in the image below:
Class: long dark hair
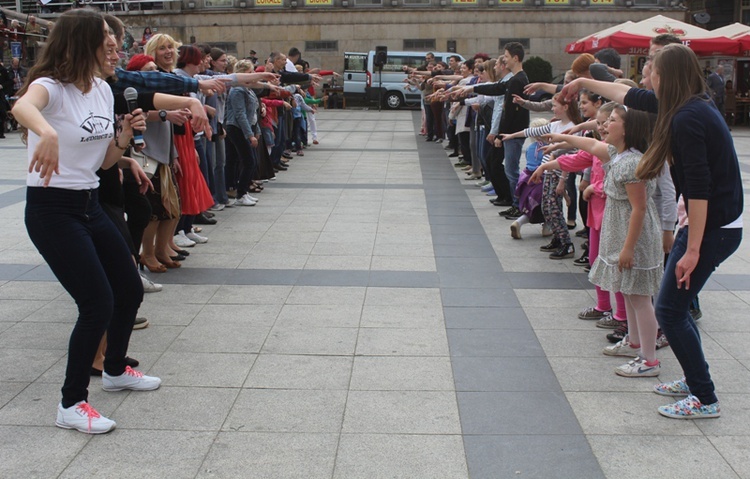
[637,44,706,179]
[17,9,106,97]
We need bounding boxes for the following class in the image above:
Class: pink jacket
[556,147,606,231]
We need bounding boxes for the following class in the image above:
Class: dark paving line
[0,186,26,209]
[0,263,739,291]
[267,183,423,189]
[412,111,606,479]
[306,147,417,152]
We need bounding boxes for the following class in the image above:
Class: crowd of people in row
[406,39,742,420]
[12,9,337,434]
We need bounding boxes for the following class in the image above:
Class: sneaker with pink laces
[56,401,116,434]
[102,366,161,392]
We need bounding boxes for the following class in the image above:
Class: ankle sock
[644,359,659,367]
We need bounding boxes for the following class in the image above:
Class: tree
[523,56,553,84]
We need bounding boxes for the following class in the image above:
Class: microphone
[123,87,144,146]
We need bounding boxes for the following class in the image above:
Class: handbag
[130,149,159,179]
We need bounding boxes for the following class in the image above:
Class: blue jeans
[655,226,742,405]
[503,138,524,206]
[25,187,143,407]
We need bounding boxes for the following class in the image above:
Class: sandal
[249,185,263,193]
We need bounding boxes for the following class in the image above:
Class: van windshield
[345,53,367,73]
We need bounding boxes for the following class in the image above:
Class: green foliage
[523,56,553,84]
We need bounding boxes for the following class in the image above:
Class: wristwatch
[159,110,168,122]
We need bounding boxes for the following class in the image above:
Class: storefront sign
[545,0,570,5]
[255,0,283,6]
[306,0,333,5]
[453,0,478,4]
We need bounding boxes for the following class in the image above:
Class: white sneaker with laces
[140,273,162,293]
[56,401,116,434]
[186,230,208,244]
[102,366,161,392]
[602,335,642,358]
[174,231,196,248]
[244,193,259,202]
[236,195,257,206]
[224,198,236,207]
[209,203,225,211]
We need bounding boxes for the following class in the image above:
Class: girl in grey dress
[545,104,663,378]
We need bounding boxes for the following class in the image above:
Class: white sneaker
[615,357,661,377]
[224,198,236,207]
[102,366,161,392]
[186,230,208,244]
[140,273,162,293]
[236,195,257,206]
[56,401,116,434]
[603,335,642,358]
[209,203,225,212]
[243,193,259,202]
[174,231,196,248]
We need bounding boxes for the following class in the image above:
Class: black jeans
[226,124,258,197]
[25,187,143,407]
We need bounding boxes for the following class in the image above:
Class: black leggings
[226,124,258,197]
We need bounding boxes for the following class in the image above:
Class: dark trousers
[487,144,511,202]
[424,100,435,140]
[655,226,742,405]
[566,173,577,222]
[430,102,444,140]
[458,131,471,165]
[122,171,152,259]
[25,187,143,408]
[226,124,258,197]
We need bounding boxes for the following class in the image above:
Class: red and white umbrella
[566,15,740,57]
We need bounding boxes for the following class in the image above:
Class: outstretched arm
[545,133,611,163]
[560,78,631,104]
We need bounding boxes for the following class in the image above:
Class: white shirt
[285,58,298,73]
[27,77,114,190]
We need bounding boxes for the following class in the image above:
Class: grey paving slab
[58,430,217,479]
[368,270,439,287]
[0,425,91,478]
[244,354,353,390]
[262,326,359,355]
[456,391,584,435]
[443,307,532,330]
[350,356,455,391]
[224,388,347,433]
[197,432,338,479]
[452,357,562,392]
[342,390,462,434]
[447,328,546,357]
[360,304,444,329]
[0,263,35,281]
[464,435,605,479]
[356,327,449,356]
[297,269,371,286]
[334,434,469,479]
[151,352,257,387]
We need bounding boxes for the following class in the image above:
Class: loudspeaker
[374,46,388,69]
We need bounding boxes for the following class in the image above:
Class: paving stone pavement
[0,109,749,479]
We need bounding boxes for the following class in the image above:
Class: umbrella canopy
[566,15,740,57]
[711,22,750,39]
[565,22,634,54]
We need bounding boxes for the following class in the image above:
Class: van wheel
[384,92,403,110]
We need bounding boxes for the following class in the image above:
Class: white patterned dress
[588,145,663,296]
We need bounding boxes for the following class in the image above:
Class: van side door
[343,52,368,99]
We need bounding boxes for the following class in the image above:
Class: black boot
[539,238,561,252]
[549,243,575,260]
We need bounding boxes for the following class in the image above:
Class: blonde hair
[225,55,237,73]
[637,44,706,180]
[144,33,182,71]
[614,78,638,89]
[527,118,550,141]
[234,60,254,73]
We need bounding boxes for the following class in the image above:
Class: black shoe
[567,221,576,230]
[194,212,217,225]
[540,239,561,252]
[607,322,628,343]
[573,254,589,267]
[203,211,215,218]
[549,243,575,260]
[125,356,140,368]
[282,152,293,159]
[176,249,190,257]
[449,152,460,158]
[275,165,288,171]
[575,228,589,238]
[492,198,513,207]
[689,308,703,321]
[90,367,102,377]
[426,137,434,142]
[170,254,187,261]
[503,206,522,219]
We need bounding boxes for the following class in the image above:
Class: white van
[343,51,465,109]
